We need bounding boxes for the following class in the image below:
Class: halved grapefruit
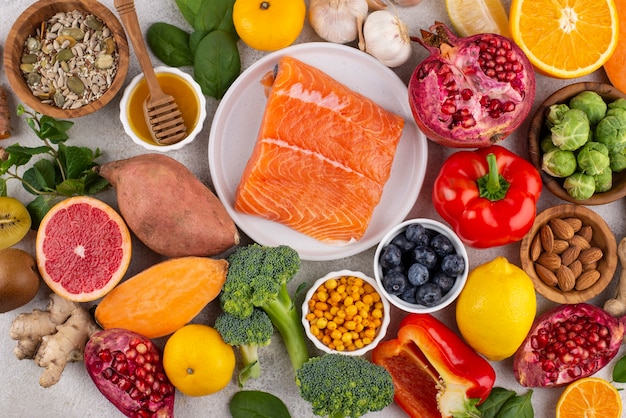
[36,196,132,302]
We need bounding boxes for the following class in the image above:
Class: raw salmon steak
[235,56,405,245]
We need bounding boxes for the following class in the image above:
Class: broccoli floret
[220,244,309,372]
[214,309,274,387]
[296,354,395,418]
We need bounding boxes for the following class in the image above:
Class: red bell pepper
[432,144,542,248]
[372,313,495,418]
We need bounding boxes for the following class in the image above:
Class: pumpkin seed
[67,76,85,95]
[60,27,85,41]
[19,63,35,73]
[21,54,38,64]
[26,73,42,86]
[56,35,77,48]
[53,91,65,107]
[56,49,74,62]
[85,15,104,31]
[95,54,114,69]
[25,37,41,52]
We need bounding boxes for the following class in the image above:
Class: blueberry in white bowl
[374,219,469,313]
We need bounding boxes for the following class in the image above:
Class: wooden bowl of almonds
[3,0,129,118]
[520,204,618,304]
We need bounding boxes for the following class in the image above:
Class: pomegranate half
[513,303,625,388]
[408,22,536,148]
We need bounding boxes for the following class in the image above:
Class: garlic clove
[309,0,369,44]
[363,10,413,68]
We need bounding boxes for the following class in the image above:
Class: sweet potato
[96,153,239,257]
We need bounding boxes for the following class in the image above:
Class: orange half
[556,377,622,418]
[509,0,619,78]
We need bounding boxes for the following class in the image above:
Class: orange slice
[509,0,619,78]
[445,0,510,38]
[604,0,626,93]
[556,377,622,418]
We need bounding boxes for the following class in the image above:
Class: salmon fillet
[235,56,404,245]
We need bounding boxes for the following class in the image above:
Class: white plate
[208,43,428,261]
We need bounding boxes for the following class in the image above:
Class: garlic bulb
[392,0,423,7]
[362,10,412,68]
[309,0,369,44]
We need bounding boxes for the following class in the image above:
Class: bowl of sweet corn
[301,270,390,356]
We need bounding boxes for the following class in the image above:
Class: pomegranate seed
[135,342,148,354]
[503,101,516,112]
[441,102,457,115]
[560,353,574,363]
[102,367,115,380]
[98,349,112,362]
[484,68,496,78]
[117,377,132,391]
[461,89,473,100]
[135,354,146,365]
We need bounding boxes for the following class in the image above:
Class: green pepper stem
[477,153,510,201]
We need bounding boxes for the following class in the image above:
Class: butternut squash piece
[94,257,227,338]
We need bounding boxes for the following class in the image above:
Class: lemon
[455,256,536,361]
[445,0,510,37]
[233,0,306,51]
[163,324,235,396]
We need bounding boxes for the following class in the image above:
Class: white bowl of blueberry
[373,218,469,313]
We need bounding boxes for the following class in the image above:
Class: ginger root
[0,86,10,139]
[10,293,100,387]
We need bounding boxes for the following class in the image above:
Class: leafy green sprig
[0,105,109,228]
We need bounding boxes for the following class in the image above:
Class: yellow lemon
[163,324,235,396]
[233,0,306,51]
[455,256,536,361]
[445,0,510,37]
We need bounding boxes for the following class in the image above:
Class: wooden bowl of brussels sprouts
[528,82,626,205]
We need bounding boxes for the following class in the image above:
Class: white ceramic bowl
[373,218,469,314]
[301,270,390,356]
[119,66,206,152]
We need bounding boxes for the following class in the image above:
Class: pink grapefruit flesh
[36,196,132,302]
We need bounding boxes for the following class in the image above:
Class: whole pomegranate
[85,328,175,418]
[408,22,536,148]
[513,303,625,388]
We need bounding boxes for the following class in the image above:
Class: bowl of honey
[119,66,206,151]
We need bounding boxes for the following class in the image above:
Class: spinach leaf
[613,354,626,382]
[175,0,204,27]
[147,22,194,67]
[477,387,516,418]
[193,0,238,39]
[497,389,534,418]
[189,30,209,56]
[229,390,291,418]
[193,30,240,99]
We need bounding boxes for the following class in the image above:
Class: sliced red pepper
[432,144,542,248]
[372,313,495,418]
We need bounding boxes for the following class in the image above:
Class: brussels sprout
[608,98,626,111]
[610,148,626,172]
[550,108,590,151]
[569,91,607,125]
[593,167,613,193]
[595,114,626,153]
[576,141,610,175]
[541,136,558,153]
[545,103,570,127]
[564,172,596,200]
[542,148,577,177]
[607,107,626,119]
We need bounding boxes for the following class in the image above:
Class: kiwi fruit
[0,248,40,313]
[0,196,31,249]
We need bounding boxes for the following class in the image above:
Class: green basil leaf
[477,387,516,418]
[27,195,57,230]
[23,159,58,193]
[58,144,97,179]
[56,178,85,196]
[193,30,240,99]
[613,355,626,382]
[175,0,204,27]
[189,29,209,56]
[147,22,194,67]
[497,389,534,418]
[229,390,291,418]
[193,0,237,39]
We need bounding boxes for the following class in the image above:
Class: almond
[530,233,543,261]
[537,252,562,271]
[535,264,558,286]
[563,217,583,232]
[578,247,603,264]
[549,218,575,240]
[578,225,593,242]
[569,259,583,278]
[575,269,601,290]
[561,245,581,266]
[569,234,591,250]
[540,224,554,253]
[553,239,569,254]
[557,265,576,291]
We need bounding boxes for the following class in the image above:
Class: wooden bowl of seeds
[520,204,618,304]
[3,0,129,118]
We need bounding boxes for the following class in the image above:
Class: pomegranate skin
[409,22,536,148]
[85,328,175,418]
[513,303,625,388]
